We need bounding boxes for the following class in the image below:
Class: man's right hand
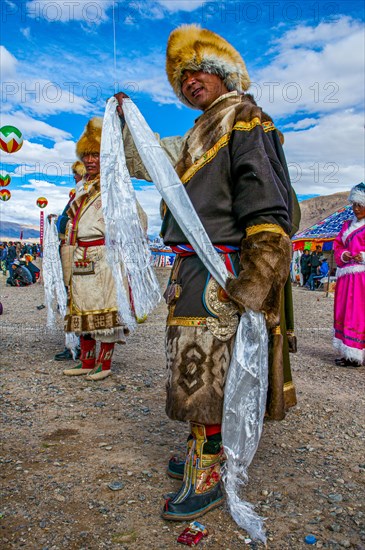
[114,92,130,118]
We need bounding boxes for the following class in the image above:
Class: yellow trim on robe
[167,304,207,327]
[284,381,297,409]
[69,302,119,316]
[181,133,231,184]
[246,224,287,238]
[181,118,277,185]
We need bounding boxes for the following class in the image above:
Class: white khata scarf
[100,103,161,330]
[43,218,79,355]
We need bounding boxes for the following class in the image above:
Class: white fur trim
[333,337,364,364]
[336,264,365,278]
[349,187,365,206]
[341,217,365,243]
[340,250,351,262]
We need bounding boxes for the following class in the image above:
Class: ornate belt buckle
[204,275,239,341]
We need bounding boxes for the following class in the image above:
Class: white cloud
[26,0,114,24]
[284,118,318,130]
[0,112,71,142]
[0,140,77,177]
[135,184,163,236]
[0,45,18,78]
[157,0,206,12]
[0,169,17,178]
[3,76,92,116]
[25,0,207,24]
[114,52,178,106]
[275,16,362,48]
[20,27,31,39]
[1,46,92,117]
[285,111,365,195]
[252,18,365,118]
[0,180,71,226]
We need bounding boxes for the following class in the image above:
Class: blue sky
[0,0,364,236]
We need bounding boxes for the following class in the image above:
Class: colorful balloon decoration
[0,174,11,187]
[0,125,23,153]
[0,189,11,201]
[36,197,48,209]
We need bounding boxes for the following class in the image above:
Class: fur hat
[349,182,365,206]
[166,24,250,108]
[72,160,87,177]
[76,117,103,159]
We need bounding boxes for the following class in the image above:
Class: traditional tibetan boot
[63,336,96,376]
[86,342,114,381]
[162,423,224,521]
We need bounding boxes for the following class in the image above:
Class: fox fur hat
[71,160,87,177]
[349,182,365,206]
[76,117,103,159]
[166,24,250,108]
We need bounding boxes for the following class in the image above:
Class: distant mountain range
[0,220,39,240]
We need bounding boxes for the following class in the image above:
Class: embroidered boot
[86,342,114,381]
[63,335,96,376]
[162,423,224,521]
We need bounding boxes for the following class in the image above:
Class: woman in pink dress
[333,183,365,367]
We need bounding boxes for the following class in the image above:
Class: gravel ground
[0,265,364,550]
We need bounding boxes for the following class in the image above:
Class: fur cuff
[225,231,291,328]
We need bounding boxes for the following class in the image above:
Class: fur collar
[175,93,266,178]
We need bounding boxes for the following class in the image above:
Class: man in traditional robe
[116,24,296,521]
[62,120,130,381]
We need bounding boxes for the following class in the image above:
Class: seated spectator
[306,259,329,290]
[6,260,33,287]
[23,254,41,283]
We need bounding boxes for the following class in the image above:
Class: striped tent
[292,204,353,251]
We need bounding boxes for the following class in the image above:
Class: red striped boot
[86,342,114,381]
[63,335,96,376]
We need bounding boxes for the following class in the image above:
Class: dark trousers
[302,271,310,285]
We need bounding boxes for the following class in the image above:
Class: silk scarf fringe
[100,100,161,330]
[43,219,79,355]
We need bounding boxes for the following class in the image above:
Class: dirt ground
[0,265,364,550]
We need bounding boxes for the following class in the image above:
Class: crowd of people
[299,246,330,290]
[1,24,364,536]
[1,241,41,287]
